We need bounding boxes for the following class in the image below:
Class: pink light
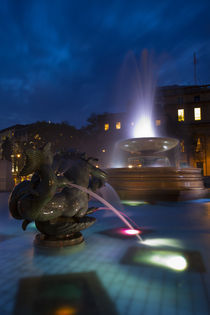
[120,228,141,235]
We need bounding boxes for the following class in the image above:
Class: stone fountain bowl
[119,137,179,155]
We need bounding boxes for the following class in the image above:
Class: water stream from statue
[68,183,142,241]
[96,207,141,230]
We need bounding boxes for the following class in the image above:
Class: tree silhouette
[1,137,13,161]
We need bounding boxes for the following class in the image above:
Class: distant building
[157,84,210,175]
[91,84,210,175]
[1,84,210,181]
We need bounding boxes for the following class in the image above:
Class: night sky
[0,0,210,130]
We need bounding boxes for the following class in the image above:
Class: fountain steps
[106,167,207,202]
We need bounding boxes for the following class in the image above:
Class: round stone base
[34,232,84,248]
[106,167,207,202]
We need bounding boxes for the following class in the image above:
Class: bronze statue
[9,143,107,247]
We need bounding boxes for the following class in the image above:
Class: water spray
[68,183,143,241]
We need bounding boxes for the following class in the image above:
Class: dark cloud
[0,0,210,129]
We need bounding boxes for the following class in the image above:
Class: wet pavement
[0,192,209,315]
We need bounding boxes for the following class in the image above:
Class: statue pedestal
[34,232,84,248]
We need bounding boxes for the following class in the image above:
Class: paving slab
[0,193,209,315]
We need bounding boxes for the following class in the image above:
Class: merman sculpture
[9,143,107,247]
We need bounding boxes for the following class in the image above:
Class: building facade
[1,84,210,181]
[157,84,210,175]
[93,85,210,174]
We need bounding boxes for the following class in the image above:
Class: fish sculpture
[9,144,107,246]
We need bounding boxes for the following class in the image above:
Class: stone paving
[0,192,209,315]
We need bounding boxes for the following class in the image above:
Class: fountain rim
[118,136,180,154]
[122,136,179,141]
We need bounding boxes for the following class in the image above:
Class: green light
[121,200,148,206]
[166,256,187,271]
[142,238,182,248]
[133,250,188,272]
[151,254,187,271]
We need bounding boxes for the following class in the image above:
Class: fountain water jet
[69,183,142,241]
[118,49,156,139]
[132,50,156,138]
[106,50,206,201]
[99,183,123,210]
[96,207,141,230]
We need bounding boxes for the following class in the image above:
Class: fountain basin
[119,137,179,155]
[106,167,207,202]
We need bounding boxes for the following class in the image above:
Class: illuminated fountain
[107,137,206,202]
[106,51,206,202]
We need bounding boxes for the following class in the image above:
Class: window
[194,95,200,102]
[180,140,185,153]
[102,149,106,153]
[116,122,121,129]
[194,107,201,120]
[178,109,184,122]
[104,123,109,131]
[195,137,202,152]
[178,96,183,104]
[156,120,161,126]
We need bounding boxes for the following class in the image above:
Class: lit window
[180,140,185,153]
[116,122,121,129]
[156,120,161,126]
[102,149,106,153]
[178,109,184,122]
[104,123,109,131]
[195,137,202,152]
[194,107,201,120]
